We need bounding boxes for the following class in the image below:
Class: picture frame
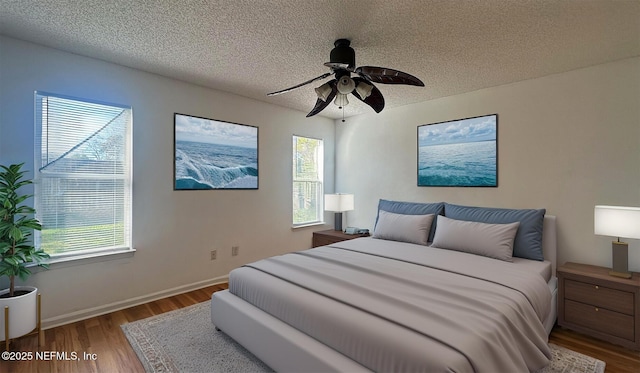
[174,113,258,190]
[417,114,497,187]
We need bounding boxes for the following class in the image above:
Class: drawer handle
[595,308,599,312]
[595,285,599,290]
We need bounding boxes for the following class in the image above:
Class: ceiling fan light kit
[336,75,356,94]
[334,93,349,108]
[315,83,333,102]
[355,81,373,100]
[267,39,425,119]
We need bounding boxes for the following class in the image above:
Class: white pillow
[373,210,434,246]
[431,215,520,261]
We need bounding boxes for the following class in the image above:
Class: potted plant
[0,163,49,343]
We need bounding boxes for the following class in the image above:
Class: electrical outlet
[232,246,239,256]
[210,250,217,260]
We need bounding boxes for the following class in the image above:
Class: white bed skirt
[211,289,371,372]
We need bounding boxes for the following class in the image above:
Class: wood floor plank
[549,327,640,373]
[1,283,638,372]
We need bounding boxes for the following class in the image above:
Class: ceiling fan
[267,39,425,120]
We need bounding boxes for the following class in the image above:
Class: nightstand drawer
[565,299,634,341]
[558,262,640,350]
[565,279,634,315]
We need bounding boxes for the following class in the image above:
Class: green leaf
[9,226,23,241]
[0,265,12,277]
[17,266,31,281]
[20,218,42,230]
[4,256,19,266]
[0,162,49,284]
[16,205,36,215]
[29,252,49,263]
[14,194,30,205]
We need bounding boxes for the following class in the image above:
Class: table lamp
[324,194,354,231]
[594,205,640,279]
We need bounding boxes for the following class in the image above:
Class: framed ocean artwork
[417,114,497,187]
[174,113,258,190]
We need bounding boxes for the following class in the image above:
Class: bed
[211,201,558,372]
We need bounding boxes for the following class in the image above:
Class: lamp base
[334,212,343,231]
[610,241,631,279]
[608,270,632,279]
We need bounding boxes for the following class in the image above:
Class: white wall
[2,34,638,325]
[0,36,336,325]
[336,57,640,272]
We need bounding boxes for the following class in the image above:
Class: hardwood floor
[549,328,639,373]
[0,283,227,373]
[1,282,638,372]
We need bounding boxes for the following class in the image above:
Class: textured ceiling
[1,0,639,120]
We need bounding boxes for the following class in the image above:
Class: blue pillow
[444,203,546,261]
[375,199,445,242]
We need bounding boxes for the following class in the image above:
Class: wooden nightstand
[558,262,640,351]
[312,229,370,248]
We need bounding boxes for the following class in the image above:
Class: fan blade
[352,77,385,113]
[306,80,337,117]
[355,66,424,86]
[267,72,333,96]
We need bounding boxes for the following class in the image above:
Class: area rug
[122,301,605,373]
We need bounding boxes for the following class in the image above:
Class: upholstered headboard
[542,215,557,277]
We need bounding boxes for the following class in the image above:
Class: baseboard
[42,275,229,330]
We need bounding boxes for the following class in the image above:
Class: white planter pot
[0,286,38,341]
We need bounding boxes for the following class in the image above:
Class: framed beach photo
[174,114,258,190]
[417,114,497,187]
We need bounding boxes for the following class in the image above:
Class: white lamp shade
[334,93,349,107]
[325,194,354,212]
[594,205,640,239]
[337,76,355,94]
[314,83,333,102]
[355,81,373,99]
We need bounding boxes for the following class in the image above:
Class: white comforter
[230,238,552,372]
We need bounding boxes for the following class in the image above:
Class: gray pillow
[373,210,435,246]
[431,215,520,262]
[444,203,545,261]
[375,199,444,242]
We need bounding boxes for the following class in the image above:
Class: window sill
[292,222,327,229]
[27,247,136,272]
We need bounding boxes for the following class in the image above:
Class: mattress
[229,237,553,372]
[512,256,553,283]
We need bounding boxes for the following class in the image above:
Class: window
[292,136,324,226]
[34,92,132,258]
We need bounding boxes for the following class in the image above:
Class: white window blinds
[34,92,132,257]
[292,136,323,226]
